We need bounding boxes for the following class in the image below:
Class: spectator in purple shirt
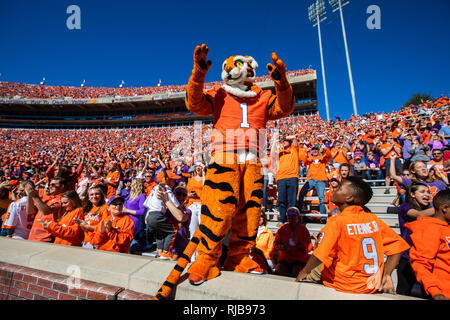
[396,182,433,298]
[170,185,192,259]
[364,150,383,185]
[123,178,147,238]
[427,130,448,154]
[389,155,448,198]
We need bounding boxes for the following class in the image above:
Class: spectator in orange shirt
[324,178,340,217]
[39,190,84,246]
[90,195,134,253]
[380,135,403,194]
[102,162,121,200]
[298,144,332,223]
[272,136,299,224]
[331,140,350,169]
[271,207,312,278]
[296,176,410,294]
[143,170,157,197]
[75,184,108,249]
[406,189,450,300]
[26,177,68,243]
[428,148,447,180]
[251,211,275,273]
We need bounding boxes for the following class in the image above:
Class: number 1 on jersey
[240,103,250,128]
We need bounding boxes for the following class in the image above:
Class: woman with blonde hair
[2,181,34,239]
[122,178,146,238]
[39,190,84,246]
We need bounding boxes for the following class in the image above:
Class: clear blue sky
[0,0,449,120]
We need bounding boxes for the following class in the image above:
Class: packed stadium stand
[0,69,317,128]
[0,65,448,300]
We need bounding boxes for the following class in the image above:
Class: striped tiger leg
[187,152,241,281]
[223,160,264,273]
[153,229,202,300]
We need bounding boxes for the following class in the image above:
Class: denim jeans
[263,177,269,208]
[365,169,384,186]
[307,179,326,216]
[277,177,298,223]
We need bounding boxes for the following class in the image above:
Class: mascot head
[221,55,259,98]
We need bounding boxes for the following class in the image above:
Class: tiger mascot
[153,44,294,300]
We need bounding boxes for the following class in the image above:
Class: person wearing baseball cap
[89,194,134,253]
[272,135,300,225]
[271,207,312,278]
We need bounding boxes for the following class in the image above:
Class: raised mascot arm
[185,44,214,116]
[266,53,295,120]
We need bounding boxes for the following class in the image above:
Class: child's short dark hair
[345,176,373,206]
[432,189,450,210]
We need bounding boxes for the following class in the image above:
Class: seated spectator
[353,156,367,178]
[271,207,312,278]
[39,190,84,246]
[396,182,433,298]
[406,189,450,299]
[364,151,384,186]
[251,211,275,273]
[90,195,134,253]
[295,176,410,294]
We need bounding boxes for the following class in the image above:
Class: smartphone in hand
[73,218,83,224]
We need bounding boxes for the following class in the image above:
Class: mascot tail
[153,228,202,300]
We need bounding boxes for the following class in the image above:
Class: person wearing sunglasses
[428,148,447,181]
[271,207,312,278]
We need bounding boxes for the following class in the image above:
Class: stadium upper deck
[0,69,317,128]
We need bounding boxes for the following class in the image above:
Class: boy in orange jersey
[296,176,410,294]
[90,195,134,253]
[406,189,450,300]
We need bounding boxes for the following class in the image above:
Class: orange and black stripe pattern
[153,228,202,300]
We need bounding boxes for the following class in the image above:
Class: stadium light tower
[329,0,358,117]
[308,0,330,121]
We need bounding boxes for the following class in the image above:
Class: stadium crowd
[0,69,314,100]
[0,94,449,299]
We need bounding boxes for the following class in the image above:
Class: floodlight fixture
[308,0,330,121]
[328,0,358,116]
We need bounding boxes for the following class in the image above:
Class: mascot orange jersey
[154,44,294,300]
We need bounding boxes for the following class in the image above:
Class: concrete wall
[0,237,419,300]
